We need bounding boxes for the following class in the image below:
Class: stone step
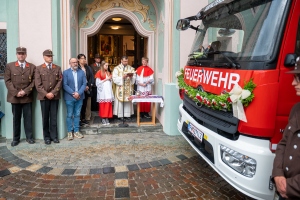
[80,113,163,135]
[80,123,163,135]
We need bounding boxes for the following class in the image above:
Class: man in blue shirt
[63,58,86,140]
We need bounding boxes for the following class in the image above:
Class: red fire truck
[176,0,300,199]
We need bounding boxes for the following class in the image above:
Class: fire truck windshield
[188,0,289,70]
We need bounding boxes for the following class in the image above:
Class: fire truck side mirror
[176,19,190,31]
[284,54,298,67]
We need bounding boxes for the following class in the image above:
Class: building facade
[0,0,209,139]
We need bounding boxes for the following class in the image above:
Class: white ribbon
[229,84,251,122]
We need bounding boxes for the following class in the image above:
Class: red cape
[95,70,109,80]
[136,66,154,76]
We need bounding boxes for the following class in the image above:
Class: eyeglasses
[294,74,300,83]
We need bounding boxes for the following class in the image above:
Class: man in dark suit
[91,54,102,75]
[4,47,36,146]
[63,58,86,140]
[35,49,62,145]
[91,54,102,111]
[77,54,94,125]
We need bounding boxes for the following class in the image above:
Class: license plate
[188,122,204,142]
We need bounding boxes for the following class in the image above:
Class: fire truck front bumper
[177,103,276,200]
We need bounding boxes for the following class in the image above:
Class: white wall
[0,22,6,33]
[179,0,208,69]
[19,0,52,66]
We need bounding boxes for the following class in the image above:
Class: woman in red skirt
[95,62,114,125]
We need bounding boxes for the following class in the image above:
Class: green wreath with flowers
[176,69,256,111]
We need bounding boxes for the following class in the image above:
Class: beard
[73,65,78,70]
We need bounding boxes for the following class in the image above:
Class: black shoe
[118,117,125,121]
[51,138,59,143]
[81,120,89,125]
[125,117,132,121]
[45,139,51,145]
[11,140,19,147]
[144,114,151,119]
[26,139,35,144]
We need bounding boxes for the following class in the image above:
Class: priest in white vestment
[112,56,136,119]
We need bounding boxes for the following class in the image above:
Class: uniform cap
[16,47,27,53]
[287,57,300,74]
[43,49,54,56]
[94,54,100,58]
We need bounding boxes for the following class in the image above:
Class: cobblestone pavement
[0,132,252,199]
[5,133,196,169]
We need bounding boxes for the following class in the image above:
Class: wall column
[163,0,181,136]
[61,0,71,71]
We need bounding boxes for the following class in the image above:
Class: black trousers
[40,99,59,140]
[91,87,98,111]
[11,103,33,141]
[81,93,88,120]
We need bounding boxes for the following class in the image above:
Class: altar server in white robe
[136,57,154,118]
[112,56,136,119]
[95,62,114,125]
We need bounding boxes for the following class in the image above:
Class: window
[0,32,7,77]
[296,18,300,56]
[187,0,289,70]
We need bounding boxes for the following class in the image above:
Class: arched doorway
[80,8,155,68]
[87,17,148,70]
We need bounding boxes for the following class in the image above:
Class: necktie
[48,64,51,70]
[20,64,23,71]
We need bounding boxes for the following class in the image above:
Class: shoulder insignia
[15,62,19,67]
[25,63,29,68]
[42,64,47,68]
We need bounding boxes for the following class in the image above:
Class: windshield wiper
[207,51,240,69]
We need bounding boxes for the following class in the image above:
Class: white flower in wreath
[175,71,183,77]
[175,70,183,89]
[219,102,227,108]
[212,99,217,106]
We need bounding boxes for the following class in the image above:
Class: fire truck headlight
[220,145,256,178]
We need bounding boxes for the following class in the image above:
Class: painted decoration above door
[79,0,155,31]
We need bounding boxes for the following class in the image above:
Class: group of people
[4,46,154,146]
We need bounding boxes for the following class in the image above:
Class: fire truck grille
[183,94,239,140]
